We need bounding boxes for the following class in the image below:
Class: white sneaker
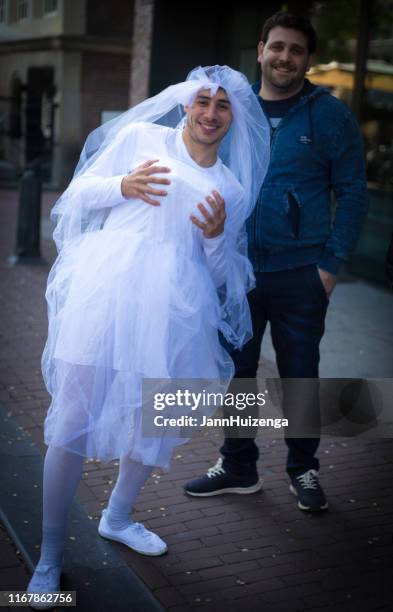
[98,509,167,556]
[26,564,62,610]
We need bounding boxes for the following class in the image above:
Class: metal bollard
[8,161,45,265]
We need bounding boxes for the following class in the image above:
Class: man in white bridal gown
[26,65,269,607]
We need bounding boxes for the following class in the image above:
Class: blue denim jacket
[247,80,369,275]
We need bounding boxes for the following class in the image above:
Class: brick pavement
[1,187,393,612]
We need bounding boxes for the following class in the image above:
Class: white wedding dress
[42,124,254,468]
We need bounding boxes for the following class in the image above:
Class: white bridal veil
[51,65,270,251]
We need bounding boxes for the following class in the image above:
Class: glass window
[43,0,58,14]
[0,0,7,23]
[310,0,393,284]
[17,0,29,20]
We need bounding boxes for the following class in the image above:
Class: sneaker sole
[98,528,168,556]
[289,484,329,511]
[185,479,263,497]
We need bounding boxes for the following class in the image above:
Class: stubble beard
[190,120,222,147]
[271,70,301,92]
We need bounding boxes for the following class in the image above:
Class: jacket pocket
[287,191,300,238]
[253,183,297,252]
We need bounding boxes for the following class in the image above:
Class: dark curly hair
[260,11,317,55]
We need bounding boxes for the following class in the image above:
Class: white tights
[36,445,153,569]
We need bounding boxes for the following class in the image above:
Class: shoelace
[296,469,319,490]
[207,457,225,479]
[132,523,155,539]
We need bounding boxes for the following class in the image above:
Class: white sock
[105,456,153,530]
[36,445,84,569]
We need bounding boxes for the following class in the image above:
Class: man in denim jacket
[185,11,368,511]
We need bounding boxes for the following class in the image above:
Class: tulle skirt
[42,228,234,469]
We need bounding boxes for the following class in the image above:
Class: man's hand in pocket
[317,268,337,298]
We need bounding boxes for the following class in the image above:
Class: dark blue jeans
[220,264,329,477]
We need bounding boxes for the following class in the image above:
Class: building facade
[0,0,133,186]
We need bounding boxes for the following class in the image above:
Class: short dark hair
[261,11,317,55]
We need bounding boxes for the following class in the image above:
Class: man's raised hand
[121,159,171,206]
[190,190,226,239]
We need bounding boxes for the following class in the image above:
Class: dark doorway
[25,66,56,180]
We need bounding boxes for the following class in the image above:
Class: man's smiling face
[258,26,312,95]
[184,88,233,147]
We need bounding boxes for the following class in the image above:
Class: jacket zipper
[253,88,325,258]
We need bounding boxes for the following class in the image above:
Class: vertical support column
[8,162,45,265]
[54,51,83,188]
[129,0,155,106]
[351,0,374,121]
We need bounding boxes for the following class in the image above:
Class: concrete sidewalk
[1,187,393,612]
